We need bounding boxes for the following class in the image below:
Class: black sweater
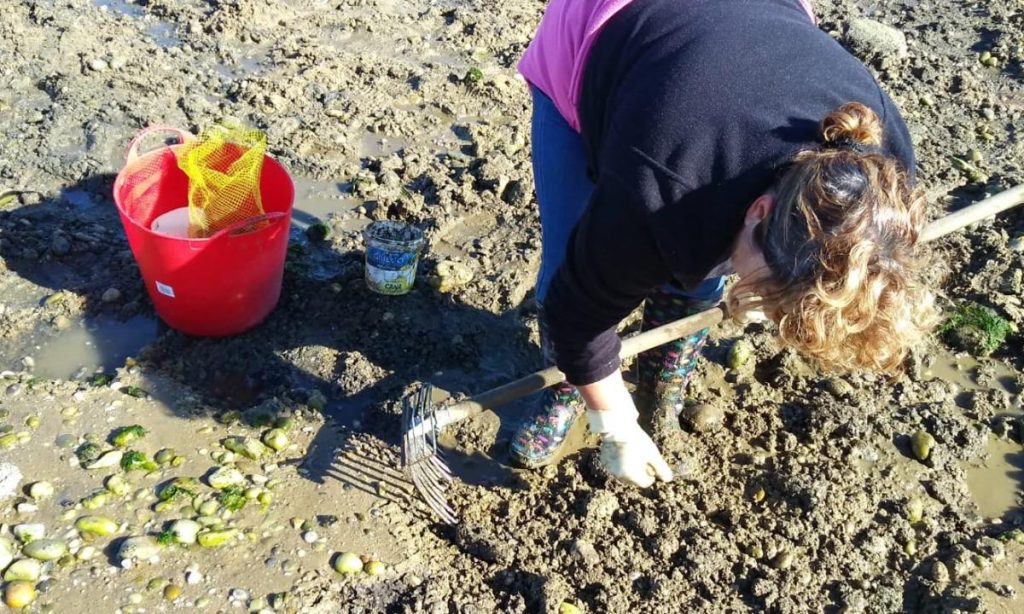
[542,0,916,385]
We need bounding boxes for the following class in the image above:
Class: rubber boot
[635,289,718,433]
[509,314,586,468]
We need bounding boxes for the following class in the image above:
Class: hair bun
[821,102,884,147]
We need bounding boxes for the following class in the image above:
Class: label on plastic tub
[366,246,418,271]
[365,246,419,295]
[365,263,417,295]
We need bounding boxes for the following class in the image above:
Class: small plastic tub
[362,221,426,295]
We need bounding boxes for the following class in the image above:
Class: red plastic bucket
[113,126,295,337]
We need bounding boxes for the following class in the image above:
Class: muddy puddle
[1,316,158,380]
[93,0,181,48]
[926,354,1024,520]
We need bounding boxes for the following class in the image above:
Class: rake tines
[402,384,458,524]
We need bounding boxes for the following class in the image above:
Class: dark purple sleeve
[541,171,672,386]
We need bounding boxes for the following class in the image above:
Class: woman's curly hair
[729,102,939,372]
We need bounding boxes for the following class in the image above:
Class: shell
[22,539,68,561]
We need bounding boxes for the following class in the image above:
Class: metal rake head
[401,384,457,524]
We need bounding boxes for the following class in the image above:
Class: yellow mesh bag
[176,122,267,238]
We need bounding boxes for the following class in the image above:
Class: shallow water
[964,436,1024,520]
[93,0,181,47]
[5,315,158,380]
[926,355,1024,520]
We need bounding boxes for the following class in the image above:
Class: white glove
[587,405,673,488]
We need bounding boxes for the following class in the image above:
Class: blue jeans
[530,86,723,305]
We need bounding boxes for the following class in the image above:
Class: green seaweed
[939,301,1012,356]
[216,486,248,512]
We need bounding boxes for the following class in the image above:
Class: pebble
[118,536,160,563]
[163,584,182,601]
[910,430,936,462]
[101,288,122,303]
[185,569,203,585]
[682,404,725,433]
[569,539,601,568]
[772,550,794,570]
[0,463,24,500]
[302,530,319,543]
[228,588,250,603]
[88,58,108,72]
[584,490,620,522]
[845,18,909,60]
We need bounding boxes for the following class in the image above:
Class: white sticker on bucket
[156,281,176,298]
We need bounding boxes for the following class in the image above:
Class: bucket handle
[125,125,192,164]
[187,212,290,250]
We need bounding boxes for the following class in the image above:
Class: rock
[0,537,14,572]
[170,519,201,545]
[75,515,118,536]
[845,18,908,60]
[569,538,601,568]
[3,559,42,582]
[332,552,363,573]
[974,537,1005,562]
[12,524,44,543]
[207,466,245,489]
[910,430,936,462]
[3,581,35,609]
[584,490,620,522]
[118,536,160,563]
[429,260,474,292]
[84,449,123,469]
[101,288,122,303]
[681,404,725,433]
[88,58,108,72]
[222,436,269,460]
[928,561,950,584]
[22,539,67,561]
[0,462,22,500]
[727,339,754,370]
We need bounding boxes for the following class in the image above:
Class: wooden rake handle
[439,184,1024,426]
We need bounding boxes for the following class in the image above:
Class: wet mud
[0,0,1023,612]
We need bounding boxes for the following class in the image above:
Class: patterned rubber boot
[509,315,586,469]
[635,290,718,433]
